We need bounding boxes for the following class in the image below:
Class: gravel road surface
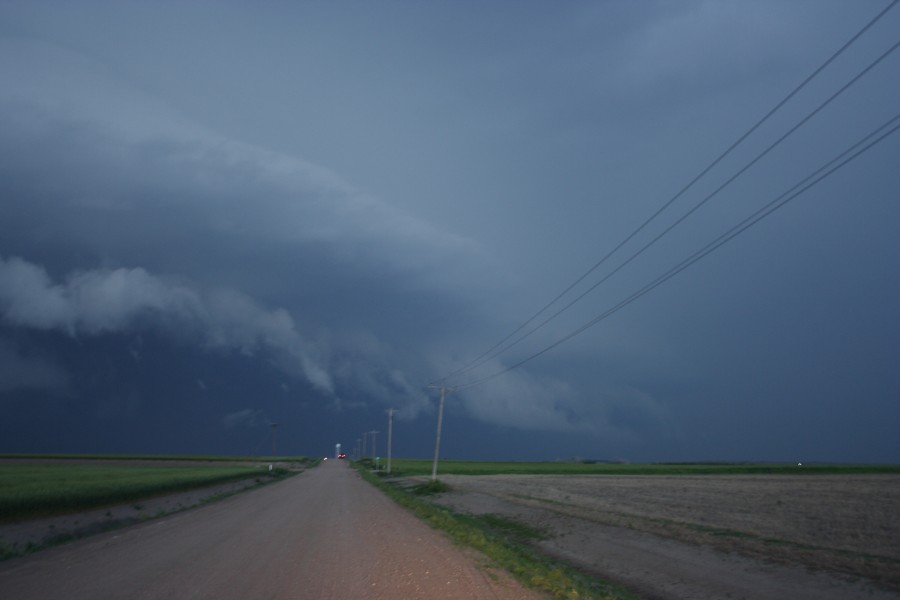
[0,460,540,600]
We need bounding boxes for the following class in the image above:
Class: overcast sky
[1,1,897,462]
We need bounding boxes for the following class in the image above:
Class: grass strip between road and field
[355,462,639,600]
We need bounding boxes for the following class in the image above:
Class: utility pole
[369,430,380,464]
[362,431,367,459]
[270,422,279,458]
[428,386,451,482]
[355,438,361,460]
[386,408,398,474]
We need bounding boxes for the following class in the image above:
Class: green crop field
[387,459,900,477]
[0,453,309,462]
[0,460,290,522]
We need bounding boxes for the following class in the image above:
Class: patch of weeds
[760,537,789,547]
[200,493,230,505]
[3,541,41,560]
[356,458,376,470]
[0,544,20,560]
[709,528,752,539]
[43,531,76,546]
[513,493,566,507]
[685,522,753,539]
[472,514,547,543]
[410,480,450,496]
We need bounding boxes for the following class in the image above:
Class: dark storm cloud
[0,35,512,425]
[0,53,487,290]
[0,1,897,460]
[0,338,68,393]
[0,255,333,392]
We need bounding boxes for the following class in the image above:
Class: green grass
[386,459,900,477]
[473,513,547,543]
[355,464,638,600]
[409,479,451,496]
[0,462,293,522]
[0,453,310,462]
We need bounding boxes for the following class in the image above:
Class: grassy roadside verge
[354,463,639,600]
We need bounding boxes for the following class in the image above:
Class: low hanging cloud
[437,351,586,432]
[222,408,268,430]
[0,37,498,296]
[0,37,562,432]
[0,255,333,394]
[446,352,680,439]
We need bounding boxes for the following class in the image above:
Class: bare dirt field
[426,474,900,600]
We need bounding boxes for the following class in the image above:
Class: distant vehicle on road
[338,453,346,459]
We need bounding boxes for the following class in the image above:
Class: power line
[450,36,900,381]
[454,113,900,391]
[434,0,899,385]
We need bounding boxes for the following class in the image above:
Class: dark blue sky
[0,1,898,462]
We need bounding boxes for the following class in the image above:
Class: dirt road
[0,460,539,600]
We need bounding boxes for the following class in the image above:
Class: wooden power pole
[429,386,451,482]
[386,408,398,474]
[270,422,279,458]
[369,430,380,463]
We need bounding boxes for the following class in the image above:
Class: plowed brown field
[429,474,900,600]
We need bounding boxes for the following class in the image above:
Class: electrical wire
[454,113,900,391]
[432,0,899,386]
[447,38,900,382]
[431,0,900,385]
